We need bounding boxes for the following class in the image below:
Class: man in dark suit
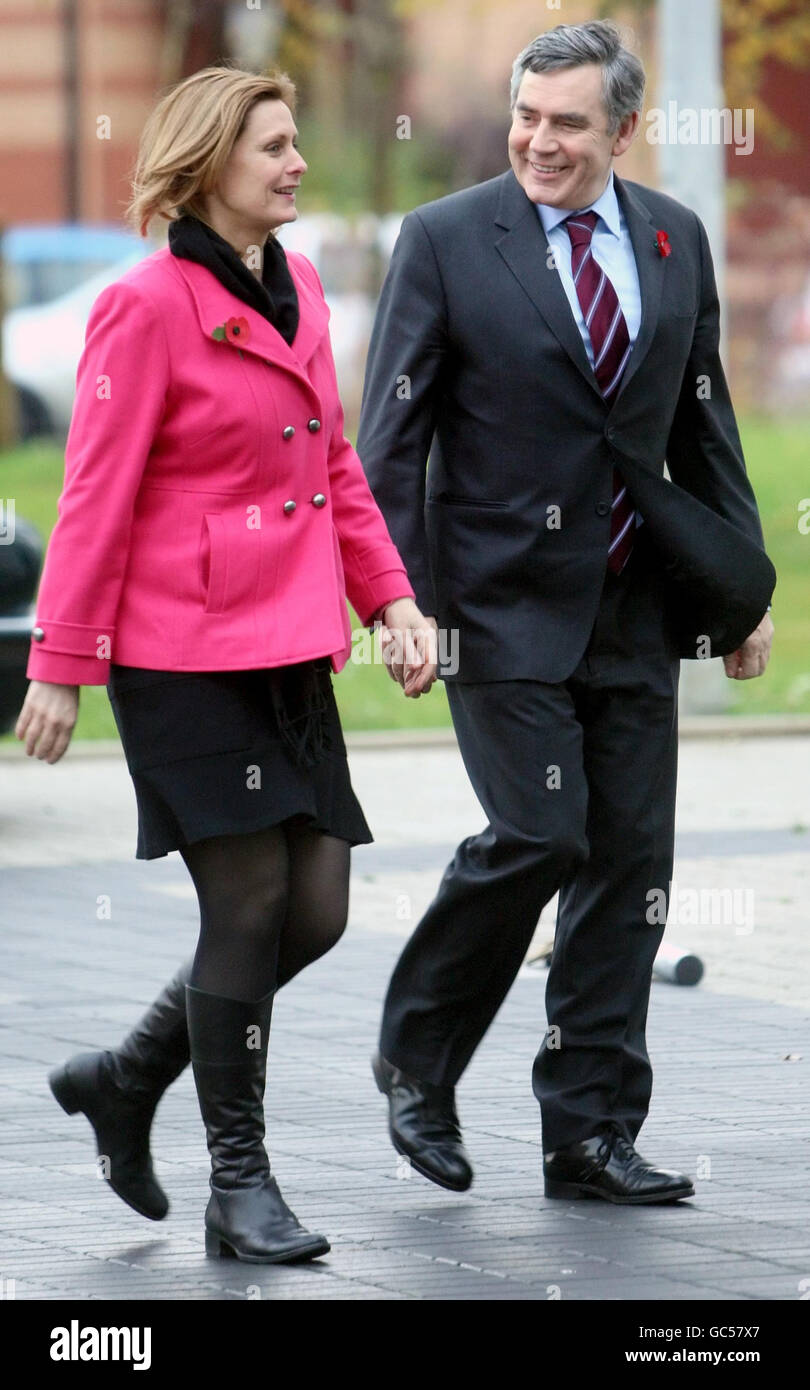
[360,20,774,1203]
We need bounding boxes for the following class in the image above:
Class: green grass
[1,439,64,540]
[725,416,810,716]
[2,415,807,741]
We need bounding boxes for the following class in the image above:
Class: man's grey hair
[510,20,646,132]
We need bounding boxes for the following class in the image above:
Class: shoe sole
[205,1230,331,1263]
[544,1177,695,1204]
[48,1063,169,1222]
[371,1053,473,1193]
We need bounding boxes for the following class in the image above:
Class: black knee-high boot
[48,960,193,1219]
[186,983,329,1263]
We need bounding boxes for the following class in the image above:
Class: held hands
[9,608,774,760]
[722,611,774,680]
[378,599,438,698]
[15,681,79,763]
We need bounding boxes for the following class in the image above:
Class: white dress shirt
[535,170,642,368]
[536,171,644,531]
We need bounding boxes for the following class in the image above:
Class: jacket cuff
[357,573,415,629]
[26,619,114,685]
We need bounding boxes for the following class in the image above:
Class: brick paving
[0,736,808,1301]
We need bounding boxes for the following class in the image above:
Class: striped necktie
[565,210,635,574]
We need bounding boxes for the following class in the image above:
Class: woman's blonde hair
[126,64,297,238]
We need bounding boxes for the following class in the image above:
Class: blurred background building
[1,0,809,416]
[0,0,807,726]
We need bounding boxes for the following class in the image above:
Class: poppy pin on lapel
[212,315,250,359]
[655,229,672,258]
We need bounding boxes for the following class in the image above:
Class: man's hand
[722,611,774,680]
[15,680,79,762]
[378,599,438,697]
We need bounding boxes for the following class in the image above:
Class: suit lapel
[494,171,601,400]
[493,169,669,409]
[173,251,330,386]
[610,174,667,405]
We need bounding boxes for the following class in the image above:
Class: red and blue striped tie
[565,210,635,574]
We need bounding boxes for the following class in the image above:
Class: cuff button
[32,626,45,642]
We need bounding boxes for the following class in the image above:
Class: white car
[3,249,149,436]
[278,213,387,416]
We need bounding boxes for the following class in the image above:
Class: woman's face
[206,98,307,240]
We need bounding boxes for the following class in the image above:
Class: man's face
[508,64,638,210]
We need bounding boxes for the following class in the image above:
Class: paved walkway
[0,733,808,1300]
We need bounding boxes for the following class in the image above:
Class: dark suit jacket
[357,168,775,682]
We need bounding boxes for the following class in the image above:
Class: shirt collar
[535,170,621,238]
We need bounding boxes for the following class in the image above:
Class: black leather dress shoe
[544,1128,695,1204]
[372,1051,473,1192]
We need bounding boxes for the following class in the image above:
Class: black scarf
[168,213,299,347]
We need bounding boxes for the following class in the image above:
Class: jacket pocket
[199,513,228,613]
[331,524,346,600]
[198,510,262,615]
[436,494,509,510]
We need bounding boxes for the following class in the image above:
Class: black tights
[180,817,351,1002]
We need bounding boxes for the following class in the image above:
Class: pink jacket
[26,244,414,686]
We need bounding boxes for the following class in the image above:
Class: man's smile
[528,161,570,176]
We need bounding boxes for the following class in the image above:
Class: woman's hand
[15,681,80,763]
[379,599,438,698]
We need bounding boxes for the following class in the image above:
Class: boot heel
[205,1228,235,1258]
[544,1177,584,1200]
[371,1052,387,1095]
[48,1065,81,1116]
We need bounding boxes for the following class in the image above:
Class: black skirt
[106,658,373,860]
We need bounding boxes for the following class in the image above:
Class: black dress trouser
[379,527,681,1152]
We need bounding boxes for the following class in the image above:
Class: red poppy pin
[655,229,672,258]
[211,315,250,358]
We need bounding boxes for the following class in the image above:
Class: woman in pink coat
[15,64,435,1264]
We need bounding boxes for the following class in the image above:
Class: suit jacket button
[596,501,610,516]
[307,418,321,432]
[283,500,297,514]
[32,625,45,641]
[282,426,295,440]
[311,493,326,508]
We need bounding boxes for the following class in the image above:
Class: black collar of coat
[168,213,300,347]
